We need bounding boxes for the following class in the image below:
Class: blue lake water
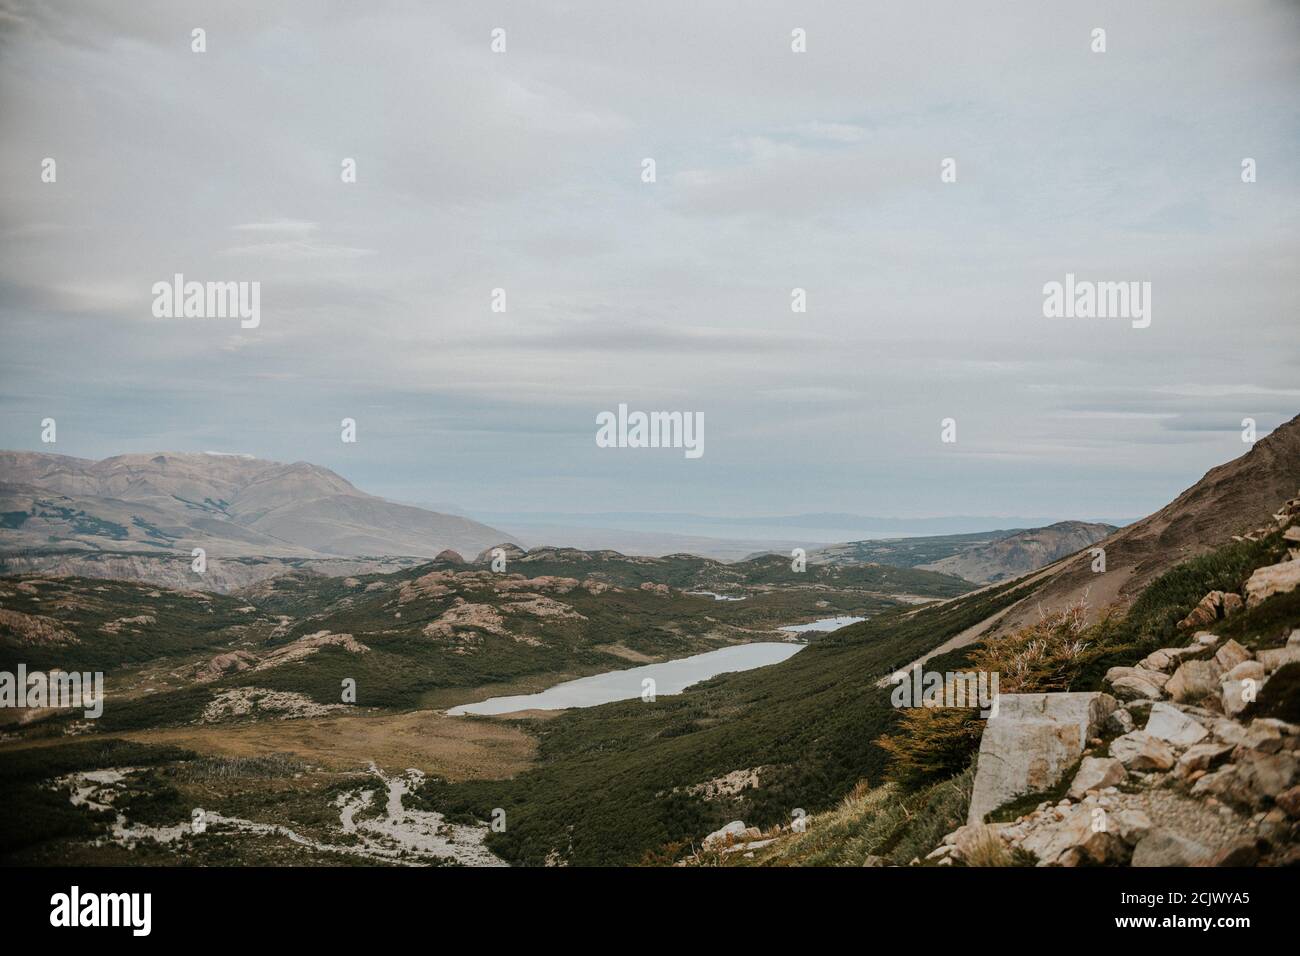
[778,615,866,634]
[447,641,805,716]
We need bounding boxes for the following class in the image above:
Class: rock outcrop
[943,570,1300,865]
[967,692,1117,825]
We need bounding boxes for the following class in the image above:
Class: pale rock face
[1257,646,1300,672]
[1143,703,1208,748]
[1166,658,1224,703]
[1174,742,1234,779]
[1109,731,1177,771]
[1245,560,1300,608]
[702,821,750,849]
[1221,679,1263,718]
[1105,666,1168,701]
[1067,757,1128,800]
[1221,659,1266,684]
[1138,646,1206,674]
[966,693,1117,826]
[1213,639,1251,672]
[1019,805,1126,867]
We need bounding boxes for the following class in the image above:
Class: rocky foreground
[936,496,1300,867]
[685,490,1300,868]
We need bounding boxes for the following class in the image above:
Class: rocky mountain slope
[676,492,1300,868]
[981,415,1300,638]
[915,521,1116,584]
[0,451,513,561]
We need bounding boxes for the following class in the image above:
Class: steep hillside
[0,451,514,561]
[984,414,1300,638]
[916,521,1116,584]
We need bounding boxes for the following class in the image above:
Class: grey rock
[1068,757,1128,801]
[1213,639,1251,672]
[1131,829,1212,867]
[1110,731,1177,771]
[1144,702,1208,748]
[1167,658,1224,703]
[966,693,1117,826]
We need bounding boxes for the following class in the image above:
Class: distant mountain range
[811,521,1117,584]
[467,509,1134,546]
[0,451,514,562]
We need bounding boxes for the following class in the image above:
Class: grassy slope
[0,576,255,672]
[425,576,1041,865]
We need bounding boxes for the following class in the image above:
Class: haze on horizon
[1,0,1298,524]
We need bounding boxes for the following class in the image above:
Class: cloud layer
[1,0,1297,520]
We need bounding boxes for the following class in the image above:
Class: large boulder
[966,693,1118,825]
[1019,805,1127,867]
[1178,591,1224,630]
[1213,639,1251,672]
[1257,647,1300,672]
[1143,703,1208,748]
[1067,756,1128,800]
[1236,751,1300,803]
[1106,668,1167,702]
[1113,676,1166,702]
[1192,751,1300,811]
[701,821,749,848]
[1110,731,1177,771]
[1221,676,1264,718]
[1222,660,1266,684]
[1139,646,1207,673]
[1174,741,1234,778]
[1245,560,1300,608]
[1166,658,1224,703]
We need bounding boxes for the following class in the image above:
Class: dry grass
[119,708,537,780]
[960,825,1016,867]
[967,600,1100,693]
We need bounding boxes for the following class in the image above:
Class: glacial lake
[447,642,805,716]
[779,615,866,634]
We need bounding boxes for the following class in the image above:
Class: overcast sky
[1,0,1297,521]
